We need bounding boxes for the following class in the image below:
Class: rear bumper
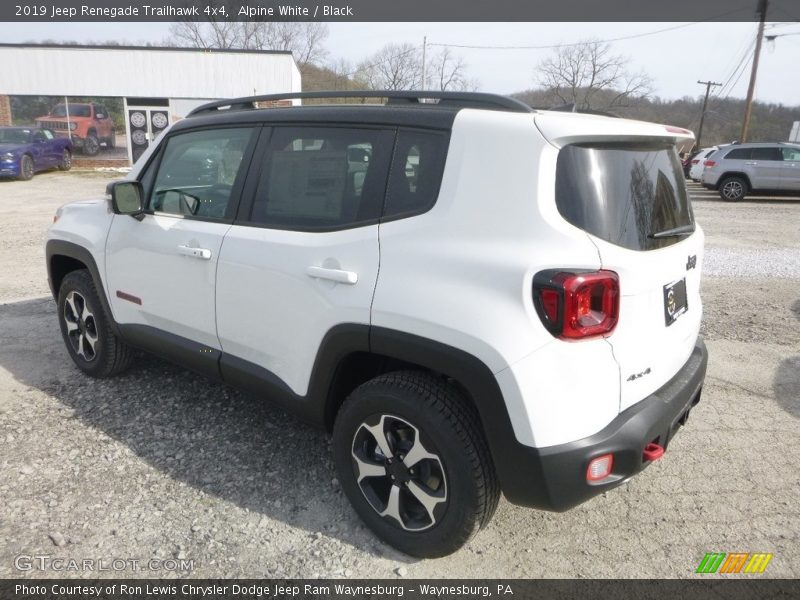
[501,337,708,511]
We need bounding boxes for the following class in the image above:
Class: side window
[42,129,54,140]
[148,127,255,220]
[751,147,781,161]
[249,126,393,230]
[384,129,449,219]
[782,147,800,161]
[724,148,751,160]
[33,130,47,142]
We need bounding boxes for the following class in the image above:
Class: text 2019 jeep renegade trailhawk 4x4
[46,91,707,557]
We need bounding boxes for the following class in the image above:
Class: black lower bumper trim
[502,337,708,511]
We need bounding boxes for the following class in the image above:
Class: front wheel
[19,155,34,180]
[58,149,72,171]
[57,270,133,378]
[719,176,747,202]
[333,371,499,558]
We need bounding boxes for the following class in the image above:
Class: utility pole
[741,0,768,142]
[696,80,722,150]
[421,36,427,90]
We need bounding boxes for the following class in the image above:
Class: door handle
[744,161,757,166]
[177,245,212,260]
[306,266,358,285]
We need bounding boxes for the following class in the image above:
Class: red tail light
[704,160,716,167]
[533,270,620,340]
[691,159,700,164]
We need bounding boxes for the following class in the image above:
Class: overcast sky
[2,21,799,104]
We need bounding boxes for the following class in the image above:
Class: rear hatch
[537,112,702,411]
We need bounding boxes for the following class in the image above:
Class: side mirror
[96,113,105,119]
[110,181,144,218]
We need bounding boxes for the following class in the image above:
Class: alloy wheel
[351,414,447,531]
[63,291,99,362]
[722,180,743,200]
[22,157,33,179]
[62,150,71,169]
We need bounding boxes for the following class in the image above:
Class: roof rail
[187,90,533,117]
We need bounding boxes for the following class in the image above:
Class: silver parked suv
[701,142,800,201]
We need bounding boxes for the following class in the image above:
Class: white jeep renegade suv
[46,91,707,558]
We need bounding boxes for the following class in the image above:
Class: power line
[426,11,749,51]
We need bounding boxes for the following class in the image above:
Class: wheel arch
[315,325,526,503]
[45,239,119,335]
[716,171,751,190]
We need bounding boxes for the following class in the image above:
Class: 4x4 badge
[686,255,697,270]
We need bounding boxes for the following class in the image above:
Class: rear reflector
[587,454,614,482]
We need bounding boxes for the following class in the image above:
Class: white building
[0,43,302,165]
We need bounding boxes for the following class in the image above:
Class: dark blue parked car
[0,126,73,181]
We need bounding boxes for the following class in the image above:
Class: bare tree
[354,43,422,91]
[166,21,329,66]
[535,40,651,111]
[426,48,476,92]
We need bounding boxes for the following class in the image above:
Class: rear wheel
[57,270,133,378]
[58,149,72,171]
[19,155,34,180]
[333,371,499,557]
[719,176,747,202]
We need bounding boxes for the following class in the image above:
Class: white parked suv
[46,91,707,557]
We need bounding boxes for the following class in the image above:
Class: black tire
[718,176,748,202]
[58,149,72,171]
[83,133,100,156]
[19,155,34,180]
[57,270,133,378]
[333,371,499,558]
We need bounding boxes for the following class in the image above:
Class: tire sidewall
[20,155,34,180]
[60,149,72,171]
[333,381,482,557]
[83,134,99,156]
[719,177,746,202]
[57,271,112,376]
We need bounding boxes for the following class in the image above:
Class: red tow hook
[643,442,665,462]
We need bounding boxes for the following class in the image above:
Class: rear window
[556,142,694,251]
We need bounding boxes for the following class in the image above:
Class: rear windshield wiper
[648,224,696,239]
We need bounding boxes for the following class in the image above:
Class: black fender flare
[367,326,534,507]
[45,239,120,335]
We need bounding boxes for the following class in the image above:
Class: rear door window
[248,126,394,231]
[556,142,694,251]
[750,147,782,161]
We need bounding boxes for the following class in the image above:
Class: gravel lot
[0,172,798,579]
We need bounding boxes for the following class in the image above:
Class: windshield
[0,128,31,144]
[556,142,694,251]
[51,104,91,118]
